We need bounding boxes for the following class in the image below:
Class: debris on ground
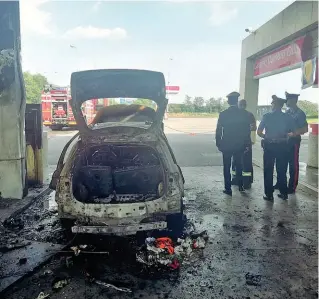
[245,272,261,286]
[36,224,45,232]
[61,244,108,256]
[136,237,180,269]
[40,269,53,278]
[0,241,31,253]
[52,278,70,290]
[65,256,73,268]
[35,292,50,299]
[18,257,27,265]
[3,217,24,230]
[95,280,132,293]
[277,221,285,227]
[136,231,208,269]
[70,246,81,256]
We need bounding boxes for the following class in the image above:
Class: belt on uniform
[264,138,287,144]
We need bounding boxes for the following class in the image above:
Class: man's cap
[271,95,286,105]
[285,91,300,100]
[226,91,240,98]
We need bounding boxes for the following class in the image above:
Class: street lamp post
[166,57,173,116]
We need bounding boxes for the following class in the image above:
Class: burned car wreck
[50,69,185,236]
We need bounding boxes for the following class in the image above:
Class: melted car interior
[72,144,165,204]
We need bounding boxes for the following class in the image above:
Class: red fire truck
[41,85,75,130]
[41,85,109,130]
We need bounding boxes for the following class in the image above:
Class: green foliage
[168,94,228,114]
[23,71,48,104]
[134,98,156,109]
[298,100,318,117]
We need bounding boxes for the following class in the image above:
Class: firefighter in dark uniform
[216,92,251,196]
[273,92,308,194]
[257,95,296,201]
[231,99,256,189]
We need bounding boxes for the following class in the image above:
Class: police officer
[274,92,308,194]
[257,95,295,201]
[231,99,256,189]
[216,92,251,196]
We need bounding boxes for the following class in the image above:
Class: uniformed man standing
[216,92,251,196]
[257,95,295,200]
[273,92,308,194]
[231,99,257,189]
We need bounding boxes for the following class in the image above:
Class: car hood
[70,69,168,135]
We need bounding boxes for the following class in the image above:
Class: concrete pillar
[0,65,26,199]
[239,56,259,117]
[0,2,26,199]
[307,124,318,168]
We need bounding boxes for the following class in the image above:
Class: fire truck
[41,85,74,130]
[41,85,109,130]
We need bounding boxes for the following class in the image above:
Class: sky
[20,0,318,105]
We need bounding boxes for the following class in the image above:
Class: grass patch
[307,117,318,124]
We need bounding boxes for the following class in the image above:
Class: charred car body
[50,69,185,236]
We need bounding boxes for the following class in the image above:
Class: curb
[2,186,52,223]
[252,159,318,197]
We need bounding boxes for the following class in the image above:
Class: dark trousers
[223,150,243,190]
[263,142,288,196]
[231,145,253,187]
[288,141,300,192]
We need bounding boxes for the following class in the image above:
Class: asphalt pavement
[1,120,318,298]
[46,118,316,190]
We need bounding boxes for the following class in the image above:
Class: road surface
[46,118,316,189]
[2,120,317,299]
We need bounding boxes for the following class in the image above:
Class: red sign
[166,86,180,94]
[254,36,305,78]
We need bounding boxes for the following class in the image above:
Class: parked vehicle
[50,69,185,236]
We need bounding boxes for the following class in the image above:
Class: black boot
[278,193,288,200]
[238,186,245,192]
[223,189,232,196]
[263,194,274,201]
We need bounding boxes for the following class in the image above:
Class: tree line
[168,94,318,117]
[23,71,318,117]
[168,95,228,114]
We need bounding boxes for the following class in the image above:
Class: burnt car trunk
[71,144,165,204]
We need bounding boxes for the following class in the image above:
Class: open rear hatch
[70,69,168,134]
